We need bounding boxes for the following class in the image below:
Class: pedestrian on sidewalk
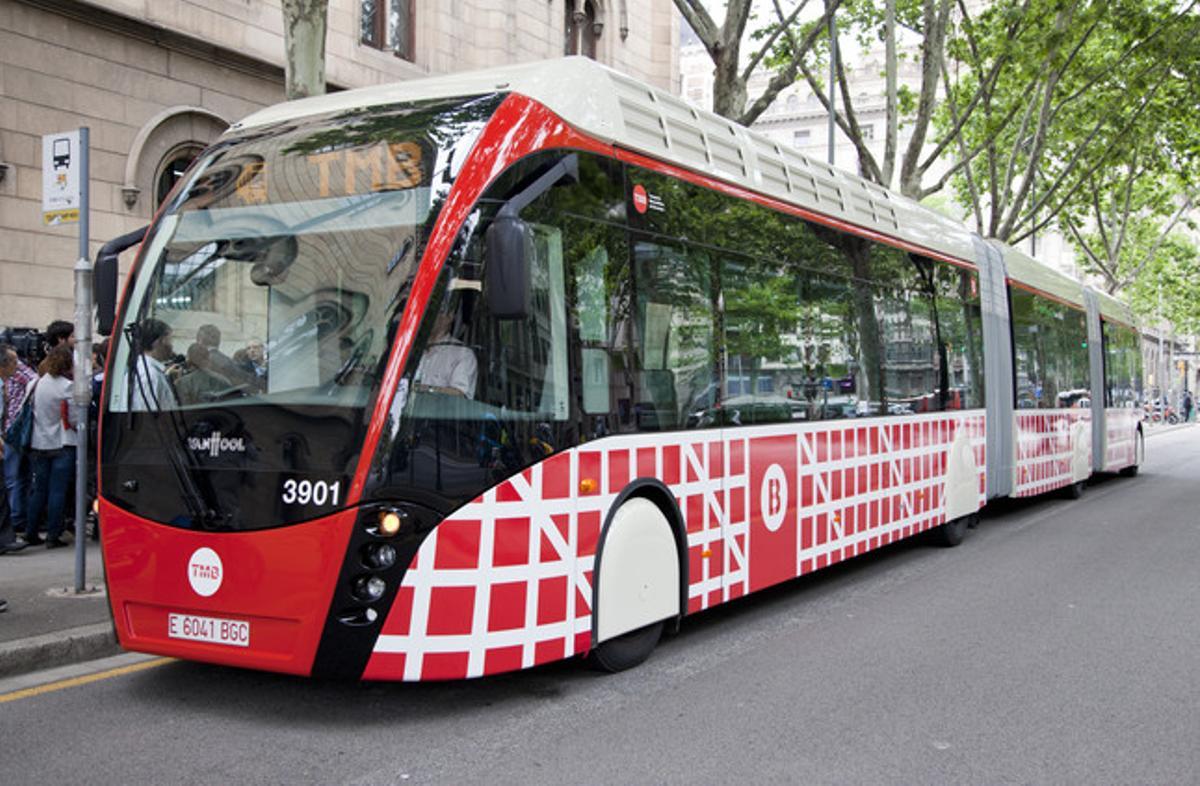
[45,319,74,352]
[25,347,79,549]
[0,457,28,555]
[1,343,37,553]
[1183,390,1194,424]
[46,320,77,535]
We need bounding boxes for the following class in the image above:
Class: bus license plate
[167,613,250,647]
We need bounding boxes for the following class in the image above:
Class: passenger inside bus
[176,343,232,405]
[129,318,178,412]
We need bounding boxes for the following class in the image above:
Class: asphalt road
[3,426,1198,786]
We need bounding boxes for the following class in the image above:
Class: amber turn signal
[579,478,597,494]
[379,511,403,536]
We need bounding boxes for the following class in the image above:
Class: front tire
[588,621,664,672]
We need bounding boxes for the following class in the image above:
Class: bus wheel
[931,514,971,547]
[1064,480,1085,499]
[589,621,664,673]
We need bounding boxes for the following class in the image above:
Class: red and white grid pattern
[1012,409,1091,497]
[364,411,987,681]
[1103,408,1140,472]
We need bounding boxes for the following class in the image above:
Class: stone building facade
[0,0,678,327]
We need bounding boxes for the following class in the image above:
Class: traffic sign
[42,130,82,224]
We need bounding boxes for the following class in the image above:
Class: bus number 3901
[281,479,341,507]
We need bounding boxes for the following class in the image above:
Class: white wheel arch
[594,495,680,643]
[1071,420,1092,483]
[944,426,980,522]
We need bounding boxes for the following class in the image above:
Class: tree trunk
[712,46,748,120]
[283,0,329,100]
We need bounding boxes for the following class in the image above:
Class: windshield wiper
[124,323,212,527]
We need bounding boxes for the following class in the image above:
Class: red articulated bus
[95,58,1144,681]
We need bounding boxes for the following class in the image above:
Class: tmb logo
[187,547,223,597]
[632,183,649,214]
[187,431,246,458]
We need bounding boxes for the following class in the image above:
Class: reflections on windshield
[108,95,503,415]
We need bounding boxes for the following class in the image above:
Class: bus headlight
[353,575,386,602]
[365,543,397,570]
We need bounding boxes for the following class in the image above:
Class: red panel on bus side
[1104,408,1139,471]
[102,500,355,675]
[1012,409,1091,497]
[747,434,798,593]
[364,413,988,681]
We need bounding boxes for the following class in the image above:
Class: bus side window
[576,244,611,416]
[631,239,717,431]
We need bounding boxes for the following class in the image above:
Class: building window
[154,144,204,209]
[861,124,875,140]
[565,1,600,59]
[792,129,811,147]
[362,0,413,61]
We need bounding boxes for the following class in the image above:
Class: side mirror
[482,153,579,322]
[95,226,148,336]
[485,215,533,320]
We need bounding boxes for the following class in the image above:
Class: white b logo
[187,547,223,597]
[760,463,788,532]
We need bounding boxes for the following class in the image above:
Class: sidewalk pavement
[0,537,119,679]
[1144,420,1196,438]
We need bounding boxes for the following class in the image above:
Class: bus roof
[229,57,980,265]
[230,57,1137,322]
[995,243,1086,308]
[1092,287,1137,327]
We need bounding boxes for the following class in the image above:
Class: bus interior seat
[635,368,677,431]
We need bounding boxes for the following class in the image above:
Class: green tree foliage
[1124,233,1200,335]
[940,0,1199,245]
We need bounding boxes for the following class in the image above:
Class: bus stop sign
[42,130,82,225]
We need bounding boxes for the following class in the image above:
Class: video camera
[0,326,47,367]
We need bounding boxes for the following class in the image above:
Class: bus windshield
[110,95,498,414]
[101,94,501,530]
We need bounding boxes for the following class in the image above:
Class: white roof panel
[230,57,982,265]
[995,243,1085,307]
[1092,288,1137,327]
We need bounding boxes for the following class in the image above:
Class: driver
[414,308,477,399]
[130,318,178,411]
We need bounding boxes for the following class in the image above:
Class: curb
[0,623,121,679]
[1145,422,1195,438]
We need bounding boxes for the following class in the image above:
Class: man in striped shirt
[1,344,38,554]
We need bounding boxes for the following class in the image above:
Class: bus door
[718,250,806,595]
[626,237,725,612]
